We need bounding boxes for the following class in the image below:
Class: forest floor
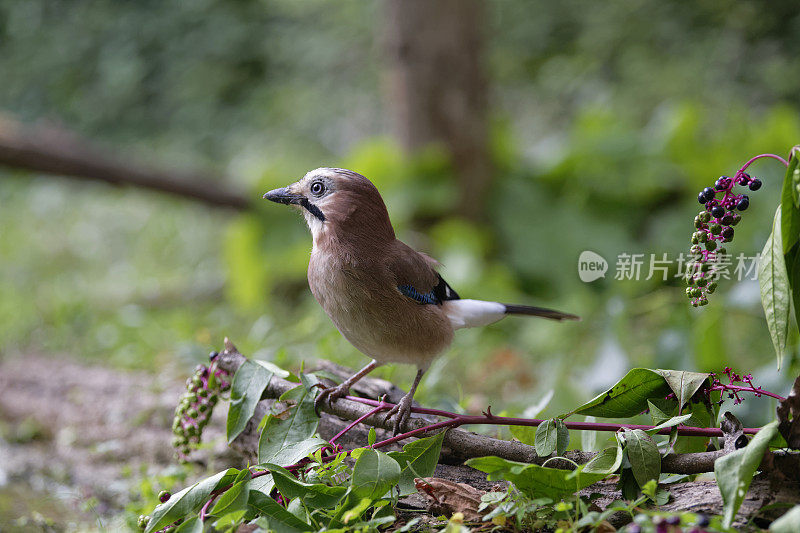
[0,353,237,532]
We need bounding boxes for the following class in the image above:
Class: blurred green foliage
[1,0,799,429]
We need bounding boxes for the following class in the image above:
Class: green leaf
[653,370,709,411]
[350,449,401,500]
[368,427,376,446]
[786,243,800,333]
[674,401,714,454]
[465,456,608,500]
[341,496,374,524]
[145,468,240,533]
[770,504,800,533]
[534,419,558,456]
[210,478,250,516]
[387,432,445,496]
[567,368,671,418]
[249,473,275,496]
[227,359,274,444]
[622,429,660,487]
[252,359,291,379]
[250,492,314,532]
[555,419,570,456]
[583,445,623,475]
[266,463,348,509]
[173,517,203,533]
[759,206,791,370]
[647,399,675,426]
[780,156,800,253]
[647,413,693,433]
[716,421,779,529]
[258,382,322,465]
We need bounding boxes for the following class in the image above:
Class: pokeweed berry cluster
[171,351,230,462]
[686,172,762,306]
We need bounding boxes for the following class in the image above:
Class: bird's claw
[314,384,350,416]
[383,395,413,435]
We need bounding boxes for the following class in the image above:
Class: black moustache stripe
[300,198,326,222]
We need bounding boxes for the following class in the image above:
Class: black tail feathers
[503,304,580,321]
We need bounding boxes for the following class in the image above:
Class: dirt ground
[0,353,235,532]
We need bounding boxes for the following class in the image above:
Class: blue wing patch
[398,285,438,305]
[398,275,459,305]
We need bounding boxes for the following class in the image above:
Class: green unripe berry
[696,277,708,287]
[717,247,727,256]
[198,403,209,413]
[137,515,150,530]
[699,297,709,306]
[692,288,702,298]
[705,240,717,251]
[699,211,712,222]
[698,232,708,243]
[730,213,741,226]
[707,281,717,293]
[700,262,711,272]
[709,223,721,235]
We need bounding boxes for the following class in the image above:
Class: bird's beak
[262,187,303,205]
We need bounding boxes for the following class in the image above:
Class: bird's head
[263,167,395,245]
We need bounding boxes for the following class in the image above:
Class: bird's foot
[314,383,350,415]
[383,393,414,435]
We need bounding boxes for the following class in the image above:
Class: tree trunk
[382,0,491,221]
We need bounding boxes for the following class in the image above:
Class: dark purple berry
[711,206,725,218]
[696,514,710,527]
[721,227,734,241]
[721,213,733,225]
[715,176,730,190]
[698,192,707,204]
[749,178,762,191]
[737,196,750,211]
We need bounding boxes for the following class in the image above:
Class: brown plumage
[264,167,578,432]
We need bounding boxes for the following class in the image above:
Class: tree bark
[382,0,491,221]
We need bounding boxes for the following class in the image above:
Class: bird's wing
[389,241,459,305]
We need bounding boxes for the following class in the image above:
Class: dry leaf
[414,477,488,521]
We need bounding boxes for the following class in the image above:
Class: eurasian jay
[264,168,578,432]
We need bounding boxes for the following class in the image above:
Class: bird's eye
[310,181,325,196]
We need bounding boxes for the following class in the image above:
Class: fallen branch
[213,339,785,475]
[0,113,251,210]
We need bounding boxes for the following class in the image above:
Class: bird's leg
[384,368,425,435]
[314,359,378,414]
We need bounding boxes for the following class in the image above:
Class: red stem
[345,396,762,436]
[329,400,390,446]
[735,153,789,177]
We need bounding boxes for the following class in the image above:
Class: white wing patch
[443,299,506,329]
